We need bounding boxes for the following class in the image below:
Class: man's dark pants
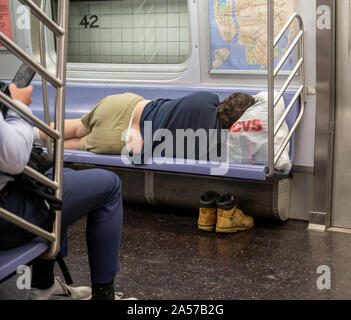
[0,168,123,284]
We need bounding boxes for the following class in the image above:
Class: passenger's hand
[8,83,33,106]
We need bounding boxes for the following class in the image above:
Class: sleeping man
[37,91,256,163]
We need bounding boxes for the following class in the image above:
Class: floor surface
[1,204,351,300]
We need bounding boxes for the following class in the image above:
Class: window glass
[53,0,190,64]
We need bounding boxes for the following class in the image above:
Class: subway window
[52,0,191,64]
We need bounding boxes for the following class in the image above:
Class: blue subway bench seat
[31,82,300,181]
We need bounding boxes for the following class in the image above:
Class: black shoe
[200,191,220,208]
[216,193,238,211]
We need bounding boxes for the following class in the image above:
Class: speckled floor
[1,203,351,300]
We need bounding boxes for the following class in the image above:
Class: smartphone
[0,63,36,117]
[12,63,36,88]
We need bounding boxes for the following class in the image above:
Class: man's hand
[8,83,34,106]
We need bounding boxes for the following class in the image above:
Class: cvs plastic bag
[227,91,292,171]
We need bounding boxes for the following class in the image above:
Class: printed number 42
[79,15,99,28]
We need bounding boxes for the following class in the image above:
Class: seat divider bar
[0,208,56,242]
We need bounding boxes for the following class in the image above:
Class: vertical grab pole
[267,0,275,178]
[300,20,306,104]
[40,0,69,259]
[39,0,53,160]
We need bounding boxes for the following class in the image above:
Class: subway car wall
[0,0,317,222]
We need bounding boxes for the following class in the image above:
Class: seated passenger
[38,91,255,162]
[0,84,125,300]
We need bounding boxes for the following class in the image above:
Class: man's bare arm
[39,118,88,145]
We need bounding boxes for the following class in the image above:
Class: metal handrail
[0,90,60,139]
[23,166,59,191]
[274,13,304,47]
[274,58,303,106]
[275,87,305,164]
[0,32,63,88]
[0,208,56,242]
[0,0,69,259]
[267,0,275,178]
[39,0,53,160]
[43,0,69,260]
[267,0,306,178]
[274,85,304,136]
[274,31,303,76]
[18,0,64,36]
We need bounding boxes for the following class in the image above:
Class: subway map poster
[209,0,295,73]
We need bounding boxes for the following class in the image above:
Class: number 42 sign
[79,15,99,29]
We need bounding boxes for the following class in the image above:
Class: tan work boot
[215,194,254,233]
[198,191,220,232]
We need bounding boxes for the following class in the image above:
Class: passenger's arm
[62,119,89,139]
[39,118,88,145]
[0,84,34,175]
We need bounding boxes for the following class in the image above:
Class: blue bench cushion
[31,83,300,181]
[64,150,268,180]
[0,237,48,281]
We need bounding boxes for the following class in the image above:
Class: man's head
[218,92,256,129]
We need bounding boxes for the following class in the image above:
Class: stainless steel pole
[267,0,275,178]
[39,0,53,160]
[41,0,69,259]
